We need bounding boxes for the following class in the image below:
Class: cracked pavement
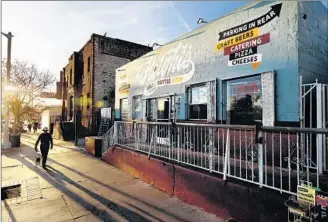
[1,132,223,222]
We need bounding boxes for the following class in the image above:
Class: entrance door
[156,97,172,146]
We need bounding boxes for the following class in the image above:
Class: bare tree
[2,59,56,133]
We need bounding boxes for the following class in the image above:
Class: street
[1,133,223,222]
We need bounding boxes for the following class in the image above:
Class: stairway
[97,118,110,137]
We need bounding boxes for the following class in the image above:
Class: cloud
[1,1,188,85]
[170,1,192,31]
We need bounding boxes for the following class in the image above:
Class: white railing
[104,121,328,195]
[101,124,116,154]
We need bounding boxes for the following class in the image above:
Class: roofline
[164,1,263,46]
[117,0,275,68]
[91,33,152,49]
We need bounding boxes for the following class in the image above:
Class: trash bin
[9,133,21,147]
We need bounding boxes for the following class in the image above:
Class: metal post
[2,32,13,149]
[74,112,78,146]
[209,129,213,173]
[317,83,323,174]
[258,132,263,188]
[223,128,230,180]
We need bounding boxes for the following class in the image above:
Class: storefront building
[114,1,328,127]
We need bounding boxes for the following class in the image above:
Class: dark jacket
[35,132,53,150]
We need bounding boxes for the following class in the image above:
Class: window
[189,85,208,120]
[80,95,83,110]
[81,61,84,80]
[226,75,262,125]
[87,57,90,72]
[147,98,157,121]
[133,96,142,119]
[69,69,72,85]
[87,93,90,109]
[120,98,128,121]
[157,98,170,120]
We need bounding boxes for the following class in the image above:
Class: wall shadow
[3,143,192,222]
[47,157,191,222]
[4,152,153,222]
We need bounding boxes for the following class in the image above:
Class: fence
[300,79,328,172]
[75,112,101,141]
[102,121,328,195]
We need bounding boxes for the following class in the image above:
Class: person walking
[35,127,53,169]
[27,122,32,132]
[33,121,38,133]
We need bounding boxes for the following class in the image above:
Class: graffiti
[139,42,195,96]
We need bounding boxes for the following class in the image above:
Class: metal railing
[101,125,115,154]
[103,121,328,195]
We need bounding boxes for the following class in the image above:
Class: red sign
[317,194,328,207]
[231,81,260,96]
[224,33,270,56]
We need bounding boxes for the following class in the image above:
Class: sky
[1,1,328,93]
[1,1,247,91]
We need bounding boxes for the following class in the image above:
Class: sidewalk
[1,133,223,222]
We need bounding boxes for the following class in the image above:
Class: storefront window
[133,96,142,119]
[120,98,128,121]
[189,85,207,120]
[157,97,170,120]
[226,76,262,125]
[147,98,157,121]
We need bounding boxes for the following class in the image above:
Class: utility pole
[2,31,14,149]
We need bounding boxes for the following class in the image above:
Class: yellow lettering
[215,28,259,52]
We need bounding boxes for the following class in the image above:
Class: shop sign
[215,3,282,70]
[218,3,282,41]
[142,42,195,96]
[229,47,257,60]
[297,184,316,206]
[215,28,259,52]
[118,70,130,96]
[119,84,130,95]
[224,33,270,56]
[228,54,262,67]
[144,71,194,96]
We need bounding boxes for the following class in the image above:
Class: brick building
[58,33,152,131]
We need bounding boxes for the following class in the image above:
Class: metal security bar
[103,121,328,195]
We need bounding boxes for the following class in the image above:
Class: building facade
[114,1,328,127]
[59,33,152,130]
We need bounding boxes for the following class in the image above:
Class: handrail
[114,121,328,133]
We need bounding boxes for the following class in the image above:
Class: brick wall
[80,40,93,118]
[61,34,152,129]
[92,35,152,114]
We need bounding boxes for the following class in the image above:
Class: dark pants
[40,146,49,167]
